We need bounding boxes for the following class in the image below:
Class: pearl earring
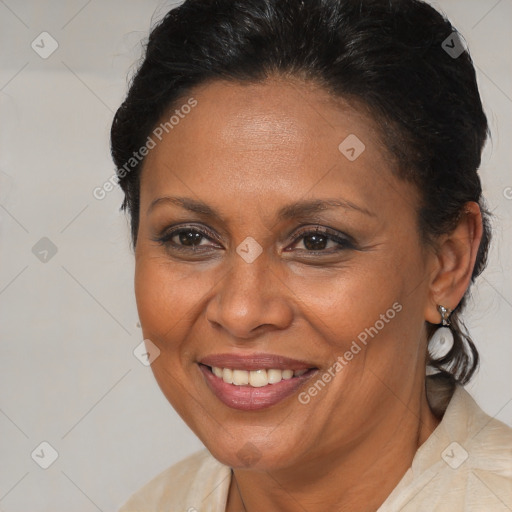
[428,305,454,359]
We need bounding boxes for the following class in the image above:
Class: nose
[205,251,294,340]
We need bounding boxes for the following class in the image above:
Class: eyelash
[153,224,354,255]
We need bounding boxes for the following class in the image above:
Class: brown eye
[302,232,330,251]
[175,229,206,247]
[153,225,222,253]
[287,227,354,254]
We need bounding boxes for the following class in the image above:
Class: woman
[112,0,512,510]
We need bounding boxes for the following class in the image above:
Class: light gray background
[0,0,510,510]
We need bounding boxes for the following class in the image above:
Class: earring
[437,305,451,326]
[428,305,454,359]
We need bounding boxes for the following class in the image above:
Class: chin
[198,427,301,471]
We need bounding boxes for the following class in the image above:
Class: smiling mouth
[200,364,317,387]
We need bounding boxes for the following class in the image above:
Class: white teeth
[267,369,282,384]
[222,368,233,384]
[232,369,249,385]
[249,370,268,387]
[210,366,310,387]
[282,369,294,380]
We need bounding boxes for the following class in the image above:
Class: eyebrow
[147,195,375,220]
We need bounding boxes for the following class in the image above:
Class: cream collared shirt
[119,385,512,511]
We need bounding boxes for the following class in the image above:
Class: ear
[424,202,483,324]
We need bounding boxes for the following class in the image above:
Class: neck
[226,386,440,512]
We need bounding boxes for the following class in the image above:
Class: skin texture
[134,78,483,512]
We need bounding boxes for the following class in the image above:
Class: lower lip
[199,364,318,411]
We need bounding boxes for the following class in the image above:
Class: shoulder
[458,396,512,509]
[458,387,512,477]
[118,448,231,511]
[424,386,512,510]
[382,385,512,511]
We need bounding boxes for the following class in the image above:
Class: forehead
[139,78,414,222]
[145,77,384,160]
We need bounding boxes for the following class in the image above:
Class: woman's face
[134,78,436,470]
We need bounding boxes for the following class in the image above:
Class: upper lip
[199,353,316,371]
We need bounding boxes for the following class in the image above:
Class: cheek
[134,258,168,335]
[287,261,404,341]
[133,256,208,413]
[287,249,424,372]
[135,256,196,339]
